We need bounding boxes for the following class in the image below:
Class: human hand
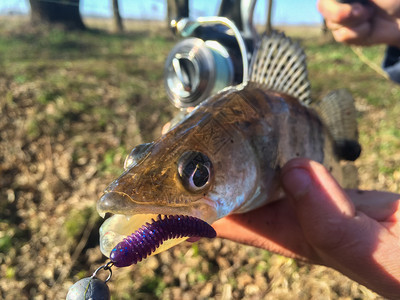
[317,0,400,47]
[213,158,400,299]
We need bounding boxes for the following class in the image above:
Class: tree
[167,0,189,28]
[29,0,85,30]
[112,0,124,33]
[218,0,243,31]
[322,19,329,36]
[266,0,273,33]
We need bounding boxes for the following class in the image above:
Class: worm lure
[110,214,216,267]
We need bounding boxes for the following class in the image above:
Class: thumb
[280,158,356,251]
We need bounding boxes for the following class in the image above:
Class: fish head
[97,110,260,222]
[97,137,217,223]
[97,106,259,257]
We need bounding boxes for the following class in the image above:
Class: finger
[317,0,371,26]
[212,198,320,262]
[368,17,400,47]
[346,189,400,221]
[329,16,400,46]
[367,0,400,17]
[330,21,372,45]
[281,158,356,251]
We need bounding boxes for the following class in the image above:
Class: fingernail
[281,167,312,200]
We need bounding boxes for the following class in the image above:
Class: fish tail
[315,89,361,161]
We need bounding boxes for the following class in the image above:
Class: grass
[138,276,167,297]
[64,207,94,239]
[0,17,398,300]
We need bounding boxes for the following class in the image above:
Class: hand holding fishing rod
[318,0,400,47]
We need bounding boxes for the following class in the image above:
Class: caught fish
[97,31,361,267]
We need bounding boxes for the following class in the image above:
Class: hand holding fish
[318,0,400,47]
[97,32,364,266]
[213,158,400,299]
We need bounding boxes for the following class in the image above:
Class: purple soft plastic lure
[110,214,216,267]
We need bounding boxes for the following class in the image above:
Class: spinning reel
[164,0,259,109]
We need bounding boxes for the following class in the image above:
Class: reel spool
[164,37,234,108]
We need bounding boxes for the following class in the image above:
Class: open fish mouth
[104,214,216,267]
[100,213,216,267]
[98,192,218,267]
[100,213,160,258]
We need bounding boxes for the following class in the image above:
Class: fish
[97,31,361,267]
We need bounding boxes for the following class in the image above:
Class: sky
[0,0,323,26]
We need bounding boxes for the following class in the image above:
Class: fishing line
[350,46,389,80]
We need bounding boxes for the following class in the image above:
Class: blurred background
[1,0,323,26]
[0,0,399,299]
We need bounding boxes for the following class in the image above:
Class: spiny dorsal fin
[249,31,312,105]
[315,89,361,161]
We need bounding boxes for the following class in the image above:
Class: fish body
[97,32,360,260]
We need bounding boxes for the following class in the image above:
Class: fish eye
[178,151,213,193]
[124,143,153,170]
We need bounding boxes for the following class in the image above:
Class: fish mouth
[97,192,217,258]
[97,191,211,218]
